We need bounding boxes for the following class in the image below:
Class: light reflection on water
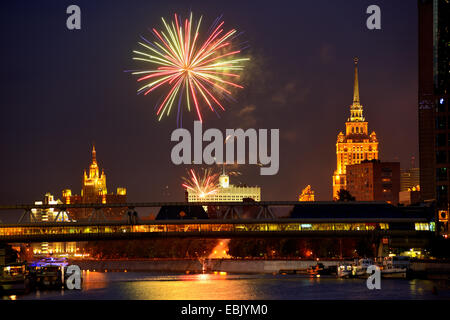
[10,272,450,300]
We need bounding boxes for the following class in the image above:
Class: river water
[4,272,450,300]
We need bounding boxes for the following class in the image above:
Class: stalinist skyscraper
[332,58,379,199]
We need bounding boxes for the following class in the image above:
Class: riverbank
[69,258,353,274]
[68,258,450,277]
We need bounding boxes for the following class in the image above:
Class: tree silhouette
[336,189,356,202]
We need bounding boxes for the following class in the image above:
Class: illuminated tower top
[82,144,107,197]
[348,57,365,122]
[88,144,100,179]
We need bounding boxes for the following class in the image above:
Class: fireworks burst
[182,168,219,199]
[132,12,249,124]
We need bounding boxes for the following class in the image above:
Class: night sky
[0,0,418,210]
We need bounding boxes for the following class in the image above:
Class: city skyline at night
[0,1,418,208]
[1,0,450,305]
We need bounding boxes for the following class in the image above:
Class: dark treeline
[81,237,379,259]
[84,239,218,259]
[228,238,374,259]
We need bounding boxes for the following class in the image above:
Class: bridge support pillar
[223,206,241,219]
[126,208,139,224]
[53,209,74,222]
[256,205,275,219]
[18,209,38,223]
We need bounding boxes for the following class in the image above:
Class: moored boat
[36,265,64,289]
[352,258,374,278]
[307,263,335,276]
[380,256,410,279]
[0,262,32,294]
[337,263,354,278]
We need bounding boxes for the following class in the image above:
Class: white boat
[352,258,374,278]
[381,256,410,278]
[337,263,353,278]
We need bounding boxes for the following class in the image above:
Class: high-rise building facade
[332,58,379,199]
[418,0,450,210]
[62,145,127,220]
[346,161,400,204]
[400,167,421,192]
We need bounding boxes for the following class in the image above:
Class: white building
[186,170,261,202]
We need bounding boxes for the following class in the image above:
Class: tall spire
[92,143,97,164]
[353,57,360,105]
[349,57,364,122]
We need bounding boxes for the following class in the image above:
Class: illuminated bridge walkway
[0,219,436,243]
[0,202,436,243]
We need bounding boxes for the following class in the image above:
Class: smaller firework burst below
[182,168,219,199]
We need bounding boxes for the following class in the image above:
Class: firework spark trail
[132,12,249,124]
[182,168,219,198]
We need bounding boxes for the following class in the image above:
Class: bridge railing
[0,201,403,224]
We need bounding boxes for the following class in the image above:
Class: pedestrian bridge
[0,219,435,243]
[0,201,436,243]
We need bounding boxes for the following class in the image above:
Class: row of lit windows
[189,196,260,201]
[339,151,376,157]
[189,198,261,202]
[0,222,435,237]
[339,145,375,152]
[339,154,376,165]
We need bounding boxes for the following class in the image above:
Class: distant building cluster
[30,145,128,257]
[186,168,261,203]
[298,185,315,201]
[31,193,76,256]
[62,145,127,220]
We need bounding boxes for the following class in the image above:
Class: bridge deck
[0,219,434,242]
